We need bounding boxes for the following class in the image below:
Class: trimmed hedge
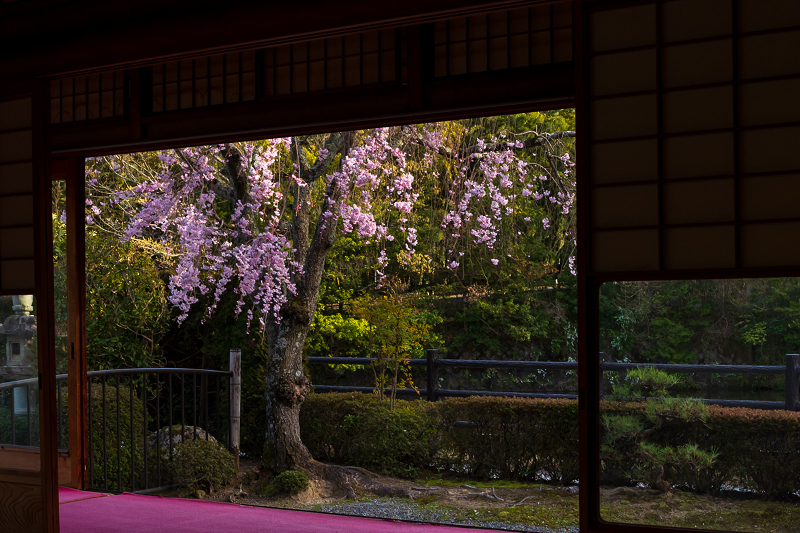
[300,393,800,498]
[437,396,578,483]
[301,392,438,478]
[651,405,800,497]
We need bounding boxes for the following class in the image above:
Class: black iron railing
[0,353,243,493]
[309,350,800,411]
[0,376,44,448]
[86,368,233,493]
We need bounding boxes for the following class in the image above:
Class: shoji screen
[584,0,800,275]
[0,97,35,291]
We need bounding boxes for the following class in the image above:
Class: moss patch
[601,489,800,532]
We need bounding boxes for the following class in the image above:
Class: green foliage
[437,396,579,483]
[627,367,678,400]
[300,392,438,478]
[350,287,437,408]
[267,470,310,495]
[446,282,577,360]
[600,279,800,370]
[602,374,719,494]
[171,439,237,490]
[301,392,800,498]
[306,313,371,367]
[85,232,170,370]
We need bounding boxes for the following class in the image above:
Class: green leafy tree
[351,283,436,409]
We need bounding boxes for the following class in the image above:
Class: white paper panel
[0,131,33,162]
[739,79,800,127]
[740,126,800,174]
[739,0,800,32]
[592,229,659,272]
[590,50,656,96]
[741,222,800,267]
[664,225,735,270]
[662,39,732,89]
[662,87,733,133]
[0,195,34,226]
[590,140,657,186]
[589,4,656,53]
[0,228,34,259]
[592,185,658,229]
[739,31,800,80]
[740,174,800,221]
[0,259,35,290]
[590,95,657,140]
[663,133,734,179]
[0,162,33,194]
[0,99,32,130]
[661,0,732,43]
[663,179,734,225]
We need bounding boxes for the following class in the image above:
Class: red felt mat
[59,493,491,533]
[58,487,108,504]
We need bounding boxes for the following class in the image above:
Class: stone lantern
[0,295,36,415]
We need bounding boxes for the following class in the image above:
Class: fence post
[229,349,242,470]
[426,349,438,402]
[787,354,799,412]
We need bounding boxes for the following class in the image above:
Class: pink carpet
[58,487,108,504]
[59,492,492,533]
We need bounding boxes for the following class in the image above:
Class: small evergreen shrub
[272,470,309,494]
[171,439,237,490]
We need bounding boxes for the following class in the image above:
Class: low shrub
[301,392,437,478]
[171,439,237,491]
[300,392,800,498]
[666,406,800,497]
[271,470,310,494]
[437,396,578,483]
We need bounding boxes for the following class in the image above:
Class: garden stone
[148,425,216,456]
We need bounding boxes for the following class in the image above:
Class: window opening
[598,278,800,532]
[74,111,583,530]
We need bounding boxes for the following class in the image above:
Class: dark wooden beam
[34,79,60,533]
[0,0,567,82]
[50,63,574,154]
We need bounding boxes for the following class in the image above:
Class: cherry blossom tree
[85,117,575,478]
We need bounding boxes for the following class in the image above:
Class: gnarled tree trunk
[263,309,313,472]
[262,132,351,474]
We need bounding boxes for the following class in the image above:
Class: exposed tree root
[296,460,413,501]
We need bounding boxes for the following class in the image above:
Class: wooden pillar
[52,156,88,490]
[35,79,60,533]
[787,354,799,412]
[426,349,438,402]
[229,349,241,471]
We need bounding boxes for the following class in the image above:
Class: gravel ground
[317,498,580,533]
